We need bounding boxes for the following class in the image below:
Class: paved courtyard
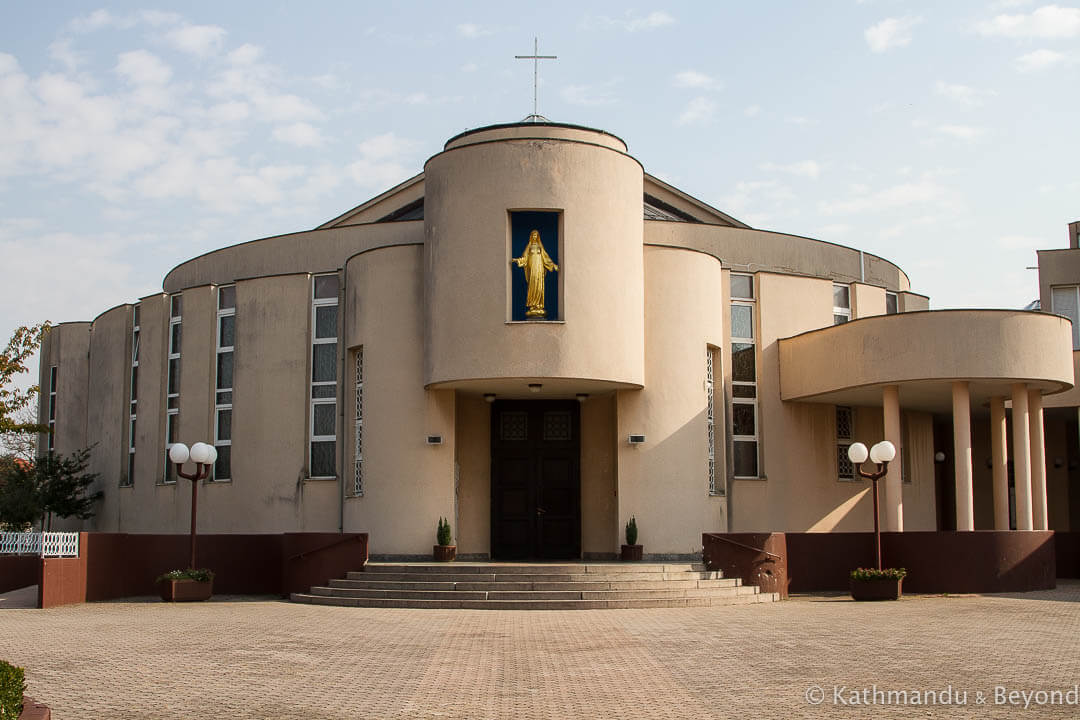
[1,582,1078,719]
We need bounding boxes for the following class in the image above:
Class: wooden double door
[491,400,581,560]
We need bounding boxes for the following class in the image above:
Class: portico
[779,309,1074,532]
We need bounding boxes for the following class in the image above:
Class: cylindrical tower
[423,122,645,392]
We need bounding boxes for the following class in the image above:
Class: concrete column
[990,396,1009,530]
[952,381,974,531]
[882,384,903,532]
[1012,383,1033,531]
[1028,389,1048,531]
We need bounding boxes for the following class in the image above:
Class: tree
[36,448,103,529]
[0,457,39,531]
[0,322,51,437]
[0,447,102,531]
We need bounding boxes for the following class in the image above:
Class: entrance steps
[290,562,780,609]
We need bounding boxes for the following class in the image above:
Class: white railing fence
[0,531,80,557]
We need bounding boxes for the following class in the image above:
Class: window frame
[213,286,235,482]
[833,283,851,325]
[47,365,57,452]
[123,305,139,486]
[309,274,339,479]
[730,273,759,480]
[836,405,855,481]
[1051,284,1080,350]
[163,294,182,484]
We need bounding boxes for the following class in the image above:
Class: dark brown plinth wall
[705,531,1061,595]
[6,532,368,608]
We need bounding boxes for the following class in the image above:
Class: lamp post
[847,440,896,571]
[168,442,218,571]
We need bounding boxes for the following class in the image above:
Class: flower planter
[158,578,213,602]
[433,544,456,562]
[620,544,643,562]
[850,577,903,601]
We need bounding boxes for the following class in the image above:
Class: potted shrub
[621,515,642,561]
[0,660,25,720]
[156,568,215,602]
[849,567,906,601]
[433,516,456,562]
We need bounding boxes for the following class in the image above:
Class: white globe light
[190,442,211,464]
[847,442,869,465]
[870,441,896,464]
[168,443,190,465]
[205,445,218,465]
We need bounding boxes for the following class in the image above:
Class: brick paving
[0,582,1078,719]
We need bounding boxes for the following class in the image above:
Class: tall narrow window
[47,366,57,452]
[310,274,339,478]
[706,346,721,495]
[885,292,898,315]
[730,273,759,478]
[1052,285,1080,350]
[836,406,855,480]
[353,347,363,496]
[164,294,182,483]
[833,283,851,325]
[124,305,140,486]
[214,286,235,481]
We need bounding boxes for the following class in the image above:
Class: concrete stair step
[289,592,778,610]
[328,578,740,592]
[342,571,721,583]
[308,585,752,601]
[362,563,706,575]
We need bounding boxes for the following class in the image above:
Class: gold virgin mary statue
[512,229,559,318]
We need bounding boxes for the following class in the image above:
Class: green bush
[850,567,907,581]
[436,517,452,546]
[156,568,214,583]
[0,660,25,720]
[625,515,638,546]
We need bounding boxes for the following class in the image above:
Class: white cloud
[347,133,419,190]
[865,16,923,52]
[48,40,83,72]
[744,105,761,117]
[164,23,227,57]
[820,179,952,215]
[676,96,716,126]
[935,124,987,141]
[561,83,618,107]
[977,4,1080,38]
[673,70,722,90]
[356,132,418,160]
[272,122,324,147]
[461,62,478,73]
[760,160,821,179]
[626,11,675,31]
[785,115,811,125]
[582,10,675,32]
[1016,48,1067,71]
[457,23,493,39]
[69,9,123,33]
[934,81,994,106]
[115,50,172,86]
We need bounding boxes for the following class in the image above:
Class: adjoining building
[37,121,1078,560]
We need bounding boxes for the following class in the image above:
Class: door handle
[536,507,546,516]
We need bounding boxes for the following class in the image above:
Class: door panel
[491,400,580,559]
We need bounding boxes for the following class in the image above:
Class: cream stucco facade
[38,122,1080,558]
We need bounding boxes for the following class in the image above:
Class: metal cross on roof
[515,37,557,122]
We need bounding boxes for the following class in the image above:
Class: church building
[37,121,1080,559]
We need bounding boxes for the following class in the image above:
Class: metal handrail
[285,534,366,563]
[704,533,782,560]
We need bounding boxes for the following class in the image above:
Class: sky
[1,1,1078,391]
